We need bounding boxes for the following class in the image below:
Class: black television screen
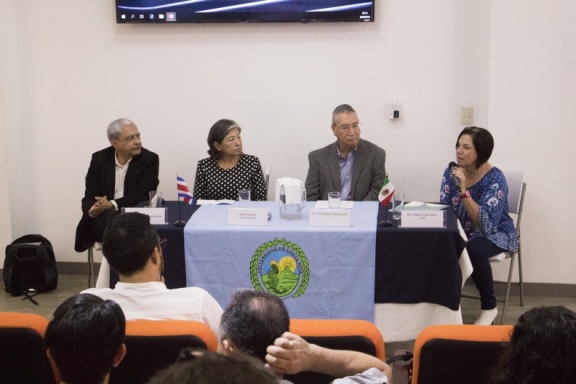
[116,1,374,23]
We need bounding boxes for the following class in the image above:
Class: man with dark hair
[219,289,391,383]
[219,289,290,361]
[147,350,278,384]
[45,293,126,384]
[82,212,222,334]
[305,104,386,201]
[75,118,159,252]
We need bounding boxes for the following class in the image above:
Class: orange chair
[109,319,218,384]
[0,312,59,383]
[286,319,385,384]
[411,324,513,384]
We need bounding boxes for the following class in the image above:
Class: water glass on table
[148,191,162,208]
[328,191,341,208]
[238,189,251,204]
[392,192,404,220]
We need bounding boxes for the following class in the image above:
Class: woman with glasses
[193,119,267,201]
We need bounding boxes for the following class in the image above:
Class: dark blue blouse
[440,166,519,252]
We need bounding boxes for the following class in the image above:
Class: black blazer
[74,146,159,252]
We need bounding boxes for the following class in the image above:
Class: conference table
[185,201,379,322]
[101,200,472,342]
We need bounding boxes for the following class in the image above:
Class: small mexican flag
[378,176,395,207]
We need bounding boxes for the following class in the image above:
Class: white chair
[263,165,271,198]
[86,243,100,288]
[462,170,528,324]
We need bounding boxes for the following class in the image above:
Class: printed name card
[122,207,167,225]
[309,209,352,227]
[227,208,270,226]
[400,210,446,228]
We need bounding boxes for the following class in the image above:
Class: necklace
[465,169,480,178]
[465,163,489,178]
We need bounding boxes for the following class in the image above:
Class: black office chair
[109,319,218,384]
[0,312,58,384]
[410,324,512,384]
[285,319,385,384]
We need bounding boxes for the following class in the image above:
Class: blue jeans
[466,237,506,310]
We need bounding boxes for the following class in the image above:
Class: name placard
[400,210,446,228]
[227,208,270,226]
[309,209,352,227]
[122,207,167,225]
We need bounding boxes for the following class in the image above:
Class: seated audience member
[45,293,126,384]
[146,350,277,384]
[267,332,390,384]
[75,118,159,252]
[440,126,518,325]
[82,212,222,334]
[488,305,576,384]
[193,118,266,201]
[305,104,386,201]
[219,289,391,383]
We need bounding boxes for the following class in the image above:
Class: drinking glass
[238,189,251,203]
[148,191,162,208]
[328,191,341,208]
[392,192,404,220]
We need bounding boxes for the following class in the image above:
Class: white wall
[488,0,576,283]
[0,1,573,285]
[0,0,17,253]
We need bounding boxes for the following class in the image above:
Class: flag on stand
[378,176,395,207]
[177,176,195,205]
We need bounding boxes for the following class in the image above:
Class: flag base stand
[174,220,186,227]
[378,201,393,226]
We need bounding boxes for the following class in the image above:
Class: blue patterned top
[440,167,518,252]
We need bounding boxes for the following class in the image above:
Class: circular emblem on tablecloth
[250,238,309,298]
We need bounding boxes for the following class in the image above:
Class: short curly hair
[489,305,576,384]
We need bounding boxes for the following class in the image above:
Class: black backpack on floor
[3,234,58,297]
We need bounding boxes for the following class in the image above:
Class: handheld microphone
[449,161,462,193]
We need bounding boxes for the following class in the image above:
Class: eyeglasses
[120,133,141,143]
[156,238,167,250]
[337,123,361,132]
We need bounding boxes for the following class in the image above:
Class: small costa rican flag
[177,176,195,205]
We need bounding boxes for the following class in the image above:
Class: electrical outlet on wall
[461,106,474,125]
[389,98,402,120]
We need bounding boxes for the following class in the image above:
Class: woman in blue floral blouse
[440,127,519,325]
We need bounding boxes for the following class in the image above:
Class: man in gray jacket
[305,104,386,201]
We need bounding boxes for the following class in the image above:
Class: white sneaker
[474,308,498,325]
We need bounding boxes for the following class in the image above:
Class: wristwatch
[460,190,471,199]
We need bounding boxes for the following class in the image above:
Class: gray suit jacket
[305,139,386,201]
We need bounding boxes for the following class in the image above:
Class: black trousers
[466,237,507,310]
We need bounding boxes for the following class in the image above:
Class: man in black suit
[305,104,386,201]
[74,118,159,252]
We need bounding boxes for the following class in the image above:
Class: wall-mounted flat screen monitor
[116,1,375,23]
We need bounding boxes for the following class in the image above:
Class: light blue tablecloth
[184,201,378,321]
